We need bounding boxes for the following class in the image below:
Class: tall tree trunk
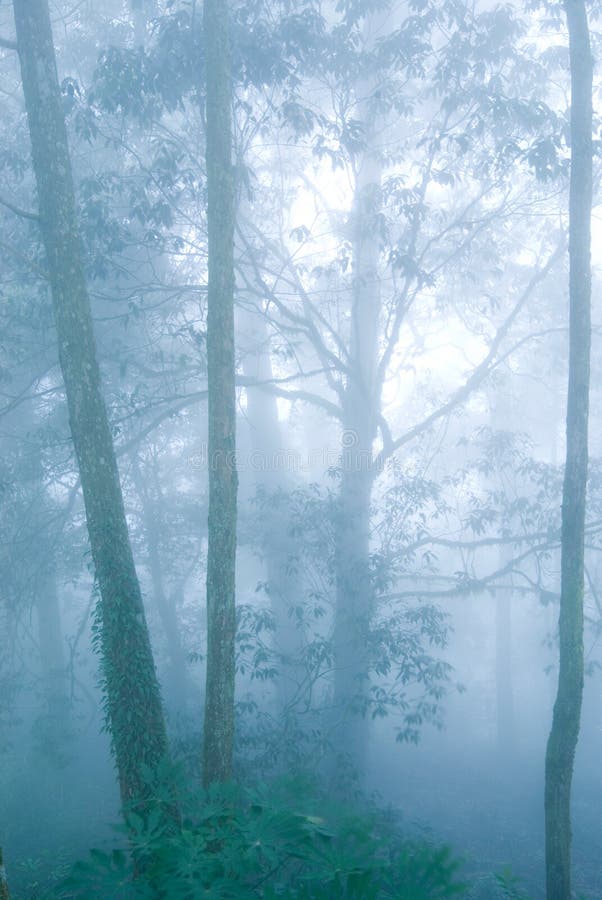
[36,573,69,736]
[495,578,515,756]
[202,0,238,786]
[132,456,190,707]
[130,0,154,48]
[20,403,70,740]
[544,3,592,898]
[490,397,515,757]
[12,0,170,814]
[238,297,305,713]
[0,849,9,900]
[333,110,382,778]
[333,461,376,775]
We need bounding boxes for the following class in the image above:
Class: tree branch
[376,238,566,467]
[0,194,39,221]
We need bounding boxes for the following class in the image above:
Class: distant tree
[130,0,155,47]
[234,0,566,779]
[11,0,171,817]
[330,13,384,776]
[0,848,9,900]
[202,0,238,785]
[131,451,191,705]
[544,1,593,898]
[237,294,306,713]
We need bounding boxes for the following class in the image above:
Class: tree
[233,0,567,779]
[544,1,593,898]
[237,294,306,714]
[202,0,238,786]
[0,848,9,900]
[11,0,170,815]
[132,451,191,706]
[332,48,384,774]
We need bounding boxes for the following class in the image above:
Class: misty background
[0,1,600,897]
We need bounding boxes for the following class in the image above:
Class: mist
[0,1,600,898]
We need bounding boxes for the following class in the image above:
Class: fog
[0,1,600,898]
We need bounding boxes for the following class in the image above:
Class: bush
[55,778,466,899]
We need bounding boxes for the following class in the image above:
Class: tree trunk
[202,0,238,786]
[12,0,170,814]
[132,456,191,707]
[544,3,592,898]
[0,848,9,900]
[130,0,154,48]
[333,108,382,778]
[238,297,305,713]
[333,461,376,775]
[495,581,515,756]
[19,402,70,741]
[36,573,70,737]
[490,399,516,758]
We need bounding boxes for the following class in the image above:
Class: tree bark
[238,294,306,713]
[202,0,238,786]
[495,581,515,756]
[544,2,592,898]
[0,848,9,900]
[36,573,70,737]
[12,0,170,814]
[132,456,191,707]
[333,105,382,777]
[130,0,154,48]
[490,397,516,758]
[18,401,71,741]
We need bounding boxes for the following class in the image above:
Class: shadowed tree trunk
[495,573,515,757]
[36,573,69,737]
[490,395,516,757]
[544,2,592,898]
[129,0,155,48]
[0,848,9,900]
[19,404,71,742]
[238,294,305,712]
[132,455,191,707]
[202,0,238,786]
[12,0,170,815]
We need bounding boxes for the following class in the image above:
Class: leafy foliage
[56,779,466,899]
[233,480,454,771]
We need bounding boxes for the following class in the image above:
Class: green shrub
[55,779,465,899]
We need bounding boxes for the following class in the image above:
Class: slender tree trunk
[202,0,238,786]
[495,581,514,756]
[333,461,376,774]
[490,396,515,757]
[544,3,592,898]
[19,403,71,737]
[36,574,69,732]
[130,0,154,48]
[0,849,9,900]
[333,109,382,778]
[132,457,190,706]
[238,297,304,712]
[12,0,170,813]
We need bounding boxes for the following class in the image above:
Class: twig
[0,194,39,222]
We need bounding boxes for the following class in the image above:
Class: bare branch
[237,217,349,395]
[376,238,566,466]
[0,194,39,221]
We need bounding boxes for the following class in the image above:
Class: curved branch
[376,239,566,466]
[0,194,39,221]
